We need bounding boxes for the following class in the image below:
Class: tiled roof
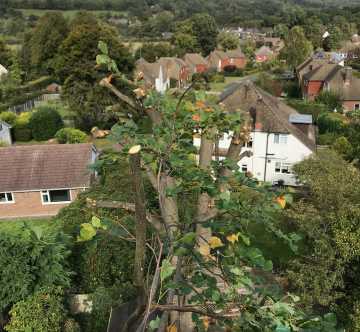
[226,48,245,58]
[184,53,208,66]
[255,46,273,56]
[219,81,316,151]
[0,143,96,192]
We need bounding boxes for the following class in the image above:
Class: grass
[210,76,244,92]
[0,218,59,235]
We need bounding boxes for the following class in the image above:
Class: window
[242,138,253,148]
[41,190,71,204]
[274,134,287,144]
[354,104,360,111]
[0,192,14,204]
[275,162,293,174]
[241,164,248,172]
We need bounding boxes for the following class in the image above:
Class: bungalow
[207,50,230,72]
[0,120,12,145]
[301,64,360,111]
[183,53,208,74]
[157,57,190,88]
[135,58,170,93]
[0,143,97,219]
[255,46,274,63]
[226,48,247,69]
[196,81,316,186]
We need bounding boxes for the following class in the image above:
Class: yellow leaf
[199,244,211,257]
[202,317,210,331]
[209,236,224,249]
[167,324,177,332]
[226,233,239,244]
[276,196,286,209]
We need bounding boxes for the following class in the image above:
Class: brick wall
[195,64,208,73]
[232,58,247,69]
[305,81,323,100]
[343,100,360,112]
[0,189,82,219]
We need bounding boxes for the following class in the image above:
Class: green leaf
[30,226,43,240]
[149,316,161,331]
[98,40,108,55]
[263,260,273,272]
[238,232,250,246]
[160,259,176,282]
[96,54,110,66]
[275,325,291,332]
[77,223,97,242]
[178,232,196,246]
[324,313,337,326]
[91,216,102,228]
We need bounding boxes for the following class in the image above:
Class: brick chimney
[344,66,352,86]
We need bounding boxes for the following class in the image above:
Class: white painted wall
[195,130,313,186]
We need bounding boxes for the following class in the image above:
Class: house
[301,64,360,111]
[195,81,316,186]
[157,57,190,88]
[226,48,247,69]
[0,64,8,80]
[183,53,208,74]
[46,83,62,93]
[0,120,12,145]
[135,58,170,93]
[255,46,274,63]
[207,50,230,72]
[0,144,97,219]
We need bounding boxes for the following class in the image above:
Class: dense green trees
[286,150,360,330]
[281,26,313,68]
[217,31,240,51]
[134,42,174,62]
[29,12,68,75]
[29,106,64,140]
[55,13,134,130]
[173,13,218,56]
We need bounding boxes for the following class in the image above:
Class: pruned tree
[78,42,339,332]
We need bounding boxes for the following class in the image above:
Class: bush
[0,111,16,126]
[332,136,353,158]
[0,227,70,312]
[13,112,32,142]
[223,65,244,77]
[317,112,346,135]
[5,287,65,332]
[315,91,343,112]
[55,128,88,144]
[29,106,64,141]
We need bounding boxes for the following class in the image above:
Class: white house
[135,58,170,94]
[195,81,316,186]
[0,120,12,145]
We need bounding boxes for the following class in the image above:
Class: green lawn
[210,76,243,92]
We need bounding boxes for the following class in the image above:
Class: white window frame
[0,192,15,204]
[274,134,287,144]
[41,189,72,205]
[275,162,293,174]
[241,164,248,172]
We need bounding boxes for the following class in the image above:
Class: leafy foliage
[5,287,66,332]
[0,225,70,313]
[55,128,87,144]
[29,106,64,141]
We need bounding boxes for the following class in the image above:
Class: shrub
[55,128,88,144]
[0,140,9,147]
[223,65,244,77]
[29,106,64,141]
[0,227,70,312]
[5,287,65,332]
[13,112,32,142]
[317,112,346,135]
[0,111,16,126]
[315,91,343,112]
[332,136,353,158]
